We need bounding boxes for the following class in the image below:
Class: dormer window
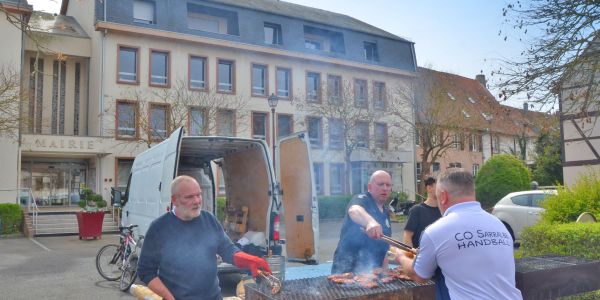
[481,112,493,121]
[468,97,476,104]
[303,25,345,53]
[364,42,379,62]
[187,3,239,35]
[447,92,456,101]
[264,22,282,45]
[462,109,470,118]
[133,0,155,24]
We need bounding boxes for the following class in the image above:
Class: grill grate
[246,276,435,300]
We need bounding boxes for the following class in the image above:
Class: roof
[417,67,555,137]
[28,11,89,39]
[203,0,409,42]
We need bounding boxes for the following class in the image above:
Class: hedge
[318,195,352,219]
[541,173,600,224]
[0,203,23,234]
[520,222,600,260]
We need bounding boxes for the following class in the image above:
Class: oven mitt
[233,251,272,277]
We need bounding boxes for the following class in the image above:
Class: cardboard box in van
[120,127,319,272]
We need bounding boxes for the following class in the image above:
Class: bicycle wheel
[96,244,123,281]
[119,254,138,291]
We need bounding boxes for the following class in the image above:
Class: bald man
[331,170,393,274]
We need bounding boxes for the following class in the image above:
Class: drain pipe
[99,0,107,136]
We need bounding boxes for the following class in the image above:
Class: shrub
[520,222,600,260]
[216,197,226,222]
[475,154,531,209]
[541,172,600,224]
[318,195,352,219]
[0,203,23,234]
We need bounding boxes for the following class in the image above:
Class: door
[159,127,185,212]
[276,132,319,263]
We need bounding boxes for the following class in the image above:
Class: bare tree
[294,79,376,194]
[113,80,251,148]
[496,0,600,111]
[0,66,26,140]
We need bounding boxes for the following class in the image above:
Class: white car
[492,190,557,241]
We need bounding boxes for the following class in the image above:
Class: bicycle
[95,224,144,291]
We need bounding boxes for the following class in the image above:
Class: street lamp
[268,93,279,169]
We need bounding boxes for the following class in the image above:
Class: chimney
[523,102,528,113]
[475,74,486,87]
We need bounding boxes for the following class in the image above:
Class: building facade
[0,0,417,205]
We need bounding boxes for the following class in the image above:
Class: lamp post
[268,93,279,170]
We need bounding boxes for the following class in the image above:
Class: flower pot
[76,211,105,240]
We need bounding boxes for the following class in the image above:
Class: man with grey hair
[138,175,271,300]
[398,169,522,300]
[331,170,393,274]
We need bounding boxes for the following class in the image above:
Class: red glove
[233,252,272,277]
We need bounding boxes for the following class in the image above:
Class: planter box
[76,211,105,240]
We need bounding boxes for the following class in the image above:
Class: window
[186,4,239,35]
[462,109,471,118]
[306,72,321,102]
[468,97,477,104]
[472,164,479,176]
[469,132,481,152]
[150,50,169,87]
[217,59,235,93]
[327,75,342,103]
[416,162,422,176]
[116,100,138,139]
[303,25,345,53]
[481,112,493,121]
[363,42,379,61]
[277,114,293,138]
[116,159,134,193]
[511,195,529,206]
[330,163,345,195]
[452,132,460,148]
[532,194,547,208]
[276,67,291,98]
[356,121,369,148]
[133,0,155,24]
[328,119,343,149]
[447,92,456,101]
[252,112,268,141]
[374,123,387,150]
[149,103,169,141]
[251,64,268,96]
[449,162,462,169]
[415,128,420,146]
[373,81,386,109]
[307,117,322,148]
[354,79,367,108]
[118,45,139,84]
[217,110,235,136]
[492,135,500,154]
[188,107,206,135]
[313,163,324,195]
[189,56,207,90]
[432,162,440,172]
[264,22,282,45]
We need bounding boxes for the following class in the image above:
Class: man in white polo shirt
[398,169,522,300]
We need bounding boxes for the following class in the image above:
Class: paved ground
[0,218,407,299]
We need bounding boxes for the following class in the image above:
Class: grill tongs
[380,235,418,257]
[257,270,282,295]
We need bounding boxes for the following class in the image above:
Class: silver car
[492,190,557,241]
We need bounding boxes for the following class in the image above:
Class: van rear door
[276,132,319,263]
[159,127,184,212]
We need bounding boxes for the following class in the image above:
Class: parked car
[492,190,558,241]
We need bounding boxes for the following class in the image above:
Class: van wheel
[502,222,515,243]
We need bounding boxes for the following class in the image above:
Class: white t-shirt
[413,201,523,300]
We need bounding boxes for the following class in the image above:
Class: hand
[233,252,272,277]
[364,220,383,239]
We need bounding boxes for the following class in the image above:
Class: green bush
[541,172,600,224]
[520,222,600,260]
[0,203,23,234]
[475,154,531,209]
[318,195,352,219]
[216,197,226,222]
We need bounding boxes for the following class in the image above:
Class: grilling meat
[327,267,411,287]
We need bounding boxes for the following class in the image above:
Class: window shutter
[134,0,154,23]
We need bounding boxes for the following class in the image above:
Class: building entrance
[21,160,88,207]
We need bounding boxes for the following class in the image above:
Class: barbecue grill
[245,276,435,300]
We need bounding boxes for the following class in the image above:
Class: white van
[120,127,319,271]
